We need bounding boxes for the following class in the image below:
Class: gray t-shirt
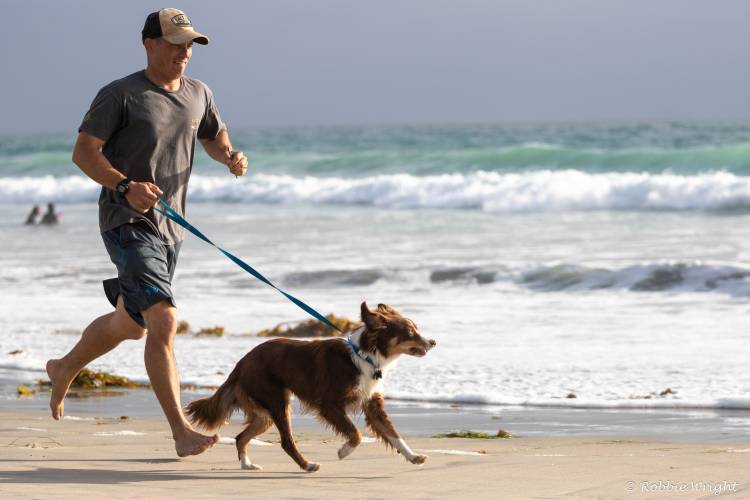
[79,70,225,244]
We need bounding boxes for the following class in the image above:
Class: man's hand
[199,130,248,176]
[125,182,163,213]
[226,150,248,177]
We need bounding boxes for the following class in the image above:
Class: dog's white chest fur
[356,370,381,400]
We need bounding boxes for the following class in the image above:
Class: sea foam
[386,392,750,411]
[3,170,750,212]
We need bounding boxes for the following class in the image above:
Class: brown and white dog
[185,302,436,472]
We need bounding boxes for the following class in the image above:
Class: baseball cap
[142,8,209,45]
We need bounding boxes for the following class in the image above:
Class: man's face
[147,38,193,78]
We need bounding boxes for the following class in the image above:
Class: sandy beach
[6,0,750,498]
[1,407,749,499]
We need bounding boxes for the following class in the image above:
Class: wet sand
[7,386,750,442]
[2,408,750,499]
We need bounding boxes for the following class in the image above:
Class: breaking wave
[427,262,750,297]
[267,262,750,298]
[201,262,750,297]
[515,262,750,296]
[4,170,750,213]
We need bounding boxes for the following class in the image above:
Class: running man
[46,8,248,457]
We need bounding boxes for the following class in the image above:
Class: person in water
[40,203,60,225]
[25,205,41,225]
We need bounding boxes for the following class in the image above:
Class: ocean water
[2,122,750,412]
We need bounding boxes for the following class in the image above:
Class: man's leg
[142,300,218,457]
[47,296,146,420]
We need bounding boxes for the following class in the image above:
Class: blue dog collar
[346,333,382,380]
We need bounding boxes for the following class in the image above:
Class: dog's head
[358,301,436,358]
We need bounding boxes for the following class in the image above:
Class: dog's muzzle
[408,338,437,357]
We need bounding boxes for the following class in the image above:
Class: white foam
[217,436,272,446]
[5,170,750,212]
[93,430,145,436]
[16,427,46,432]
[387,393,750,411]
[418,449,486,456]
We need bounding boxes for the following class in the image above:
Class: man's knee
[122,325,147,340]
[142,300,178,342]
[113,297,147,340]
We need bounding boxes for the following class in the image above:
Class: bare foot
[175,428,219,457]
[46,359,74,420]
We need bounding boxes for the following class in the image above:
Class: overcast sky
[3,0,750,135]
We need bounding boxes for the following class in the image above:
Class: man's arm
[199,129,248,177]
[72,131,163,213]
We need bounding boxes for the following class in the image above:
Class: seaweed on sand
[37,368,148,389]
[176,320,191,335]
[255,314,359,338]
[196,326,225,336]
[433,430,513,439]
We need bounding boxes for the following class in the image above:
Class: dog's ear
[361,301,385,331]
[377,303,397,315]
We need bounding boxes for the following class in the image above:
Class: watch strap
[116,178,132,197]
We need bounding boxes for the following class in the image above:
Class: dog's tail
[185,367,240,431]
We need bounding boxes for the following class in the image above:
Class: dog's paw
[239,452,262,470]
[304,462,320,472]
[338,442,356,460]
[409,454,427,465]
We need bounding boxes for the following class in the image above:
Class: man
[46,8,248,457]
[40,202,60,225]
[24,205,40,225]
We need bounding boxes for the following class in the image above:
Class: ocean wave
[5,170,750,213]
[216,262,750,296]
[283,269,387,287]
[386,391,750,410]
[515,262,750,296]
[430,267,500,284]
[234,141,750,176]
[425,262,750,297]
[7,140,750,177]
[9,256,747,296]
[9,123,750,178]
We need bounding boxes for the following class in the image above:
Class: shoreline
[6,387,750,443]
[2,408,750,499]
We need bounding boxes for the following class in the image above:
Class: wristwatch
[115,178,132,198]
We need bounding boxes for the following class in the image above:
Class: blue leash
[154,197,342,333]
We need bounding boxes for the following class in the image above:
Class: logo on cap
[171,14,192,27]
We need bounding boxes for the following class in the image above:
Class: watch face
[117,181,129,195]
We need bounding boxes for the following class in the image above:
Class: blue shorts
[101,222,182,328]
